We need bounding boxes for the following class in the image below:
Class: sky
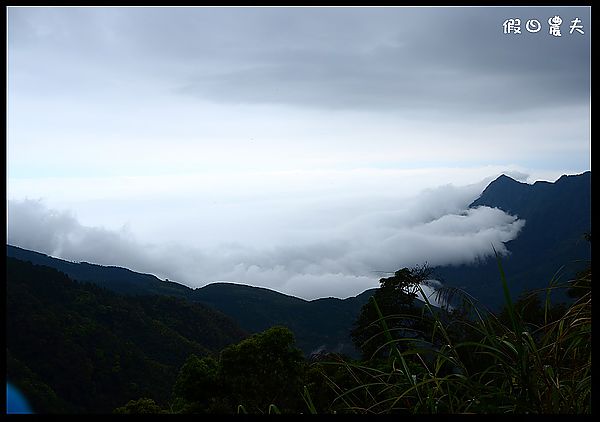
[6,6,591,300]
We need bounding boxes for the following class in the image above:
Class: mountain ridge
[6,244,374,357]
[435,170,591,310]
[6,243,373,303]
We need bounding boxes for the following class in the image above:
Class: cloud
[8,7,590,114]
[7,199,168,277]
[8,7,590,185]
[169,7,590,114]
[7,179,525,300]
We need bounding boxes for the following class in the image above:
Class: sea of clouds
[7,175,525,301]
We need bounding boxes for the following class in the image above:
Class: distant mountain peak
[437,170,590,310]
[495,173,517,182]
[470,173,529,211]
[470,171,590,218]
[489,173,529,187]
[555,170,591,184]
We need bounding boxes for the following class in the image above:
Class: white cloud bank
[7,178,525,300]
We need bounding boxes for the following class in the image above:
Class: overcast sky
[7,6,590,300]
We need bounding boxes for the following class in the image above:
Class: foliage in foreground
[123,257,590,414]
[168,326,305,414]
[312,257,591,414]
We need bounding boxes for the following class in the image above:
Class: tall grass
[313,255,591,414]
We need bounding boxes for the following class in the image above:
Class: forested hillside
[7,245,373,357]
[6,257,247,413]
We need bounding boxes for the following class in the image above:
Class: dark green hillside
[6,245,373,357]
[434,171,591,310]
[6,257,247,414]
[6,244,192,298]
[193,283,375,357]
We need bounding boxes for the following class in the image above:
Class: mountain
[6,244,192,298]
[6,245,373,357]
[433,171,591,310]
[6,257,247,413]
[192,283,375,356]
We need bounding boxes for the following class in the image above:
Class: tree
[171,354,224,413]
[219,326,305,413]
[171,326,305,413]
[351,266,432,360]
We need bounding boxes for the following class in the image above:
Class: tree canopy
[351,266,432,360]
